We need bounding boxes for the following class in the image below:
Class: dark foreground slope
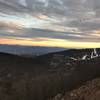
[0,50,100,100]
[50,77,100,100]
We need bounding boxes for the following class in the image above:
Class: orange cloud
[0,21,22,29]
[36,14,47,20]
[93,29,100,34]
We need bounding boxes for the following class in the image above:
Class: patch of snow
[70,57,77,61]
[91,49,98,59]
[82,55,88,60]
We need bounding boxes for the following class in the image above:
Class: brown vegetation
[0,52,100,100]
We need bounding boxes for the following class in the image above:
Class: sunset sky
[0,0,100,48]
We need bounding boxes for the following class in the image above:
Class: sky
[0,0,100,48]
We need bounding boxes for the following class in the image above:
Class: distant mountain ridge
[35,48,100,68]
[0,44,66,56]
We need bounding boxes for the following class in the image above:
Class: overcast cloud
[0,0,100,45]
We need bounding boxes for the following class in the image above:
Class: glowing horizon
[1,37,100,48]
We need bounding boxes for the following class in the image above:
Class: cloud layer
[0,0,100,48]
